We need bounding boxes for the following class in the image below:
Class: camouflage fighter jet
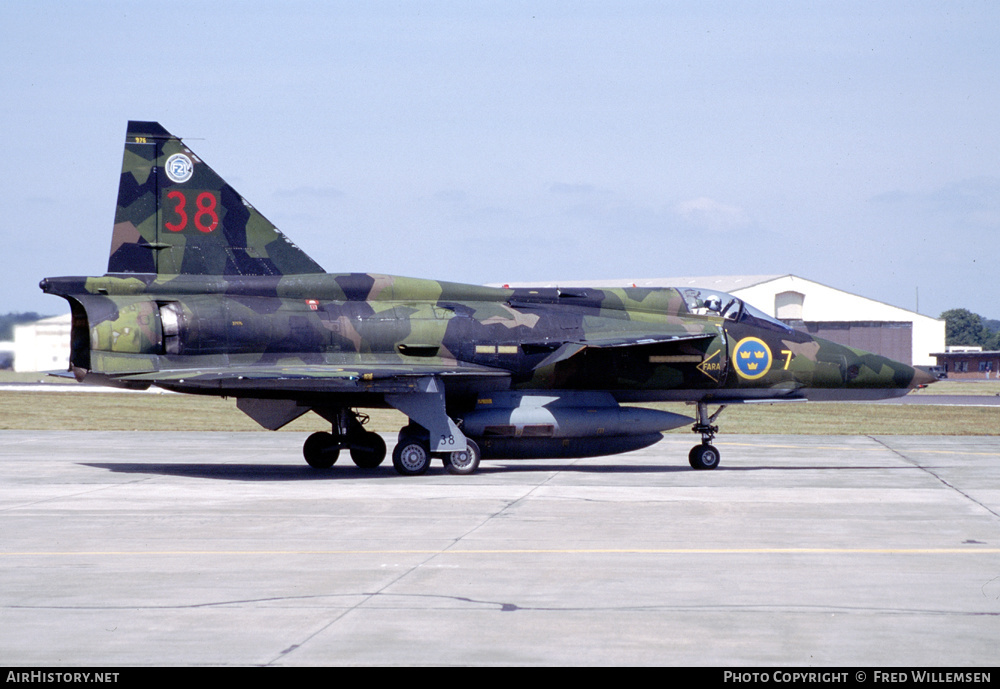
[40,122,937,475]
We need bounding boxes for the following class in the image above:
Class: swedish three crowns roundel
[732,337,772,380]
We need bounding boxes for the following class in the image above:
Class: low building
[14,314,70,372]
[931,349,1000,379]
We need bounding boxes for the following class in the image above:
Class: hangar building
[503,274,944,366]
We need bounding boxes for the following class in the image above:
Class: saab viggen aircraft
[40,122,936,475]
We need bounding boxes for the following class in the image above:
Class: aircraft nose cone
[909,366,940,389]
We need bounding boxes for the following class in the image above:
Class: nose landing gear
[689,401,725,470]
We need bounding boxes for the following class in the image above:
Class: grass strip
[1,390,996,435]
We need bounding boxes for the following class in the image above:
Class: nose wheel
[689,443,720,470]
[689,401,725,470]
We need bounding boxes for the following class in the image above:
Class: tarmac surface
[2,430,998,666]
[876,394,1000,406]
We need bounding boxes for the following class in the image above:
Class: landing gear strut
[689,401,725,470]
[303,409,387,470]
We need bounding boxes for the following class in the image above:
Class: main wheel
[304,432,339,469]
[392,438,431,476]
[689,444,720,470]
[443,438,481,475]
[350,432,387,469]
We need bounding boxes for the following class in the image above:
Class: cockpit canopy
[679,288,793,333]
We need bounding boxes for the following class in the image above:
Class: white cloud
[674,197,751,232]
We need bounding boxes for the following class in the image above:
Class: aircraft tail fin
[108,121,325,276]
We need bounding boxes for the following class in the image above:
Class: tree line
[941,309,1000,350]
[0,312,51,341]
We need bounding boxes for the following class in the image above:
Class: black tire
[391,438,431,476]
[350,432,387,469]
[443,438,481,475]
[689,444,720,470]
[304,432,339,469]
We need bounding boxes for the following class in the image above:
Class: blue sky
[2,1,997,319]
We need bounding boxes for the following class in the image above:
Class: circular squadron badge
[165,153,194,183]
[732,337,772,380]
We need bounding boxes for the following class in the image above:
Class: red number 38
[164,191,219,233]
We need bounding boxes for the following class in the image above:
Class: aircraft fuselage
[41,271,927,405]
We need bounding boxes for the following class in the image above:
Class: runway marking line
[719,441,1000,456]
[3,548,999,556]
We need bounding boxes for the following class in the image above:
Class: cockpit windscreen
[679,288,793,333]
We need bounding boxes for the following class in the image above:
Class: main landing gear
[303,415,482,476]
[303,410,387,470]
[391,423,482,476]
[689,401,725,470]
